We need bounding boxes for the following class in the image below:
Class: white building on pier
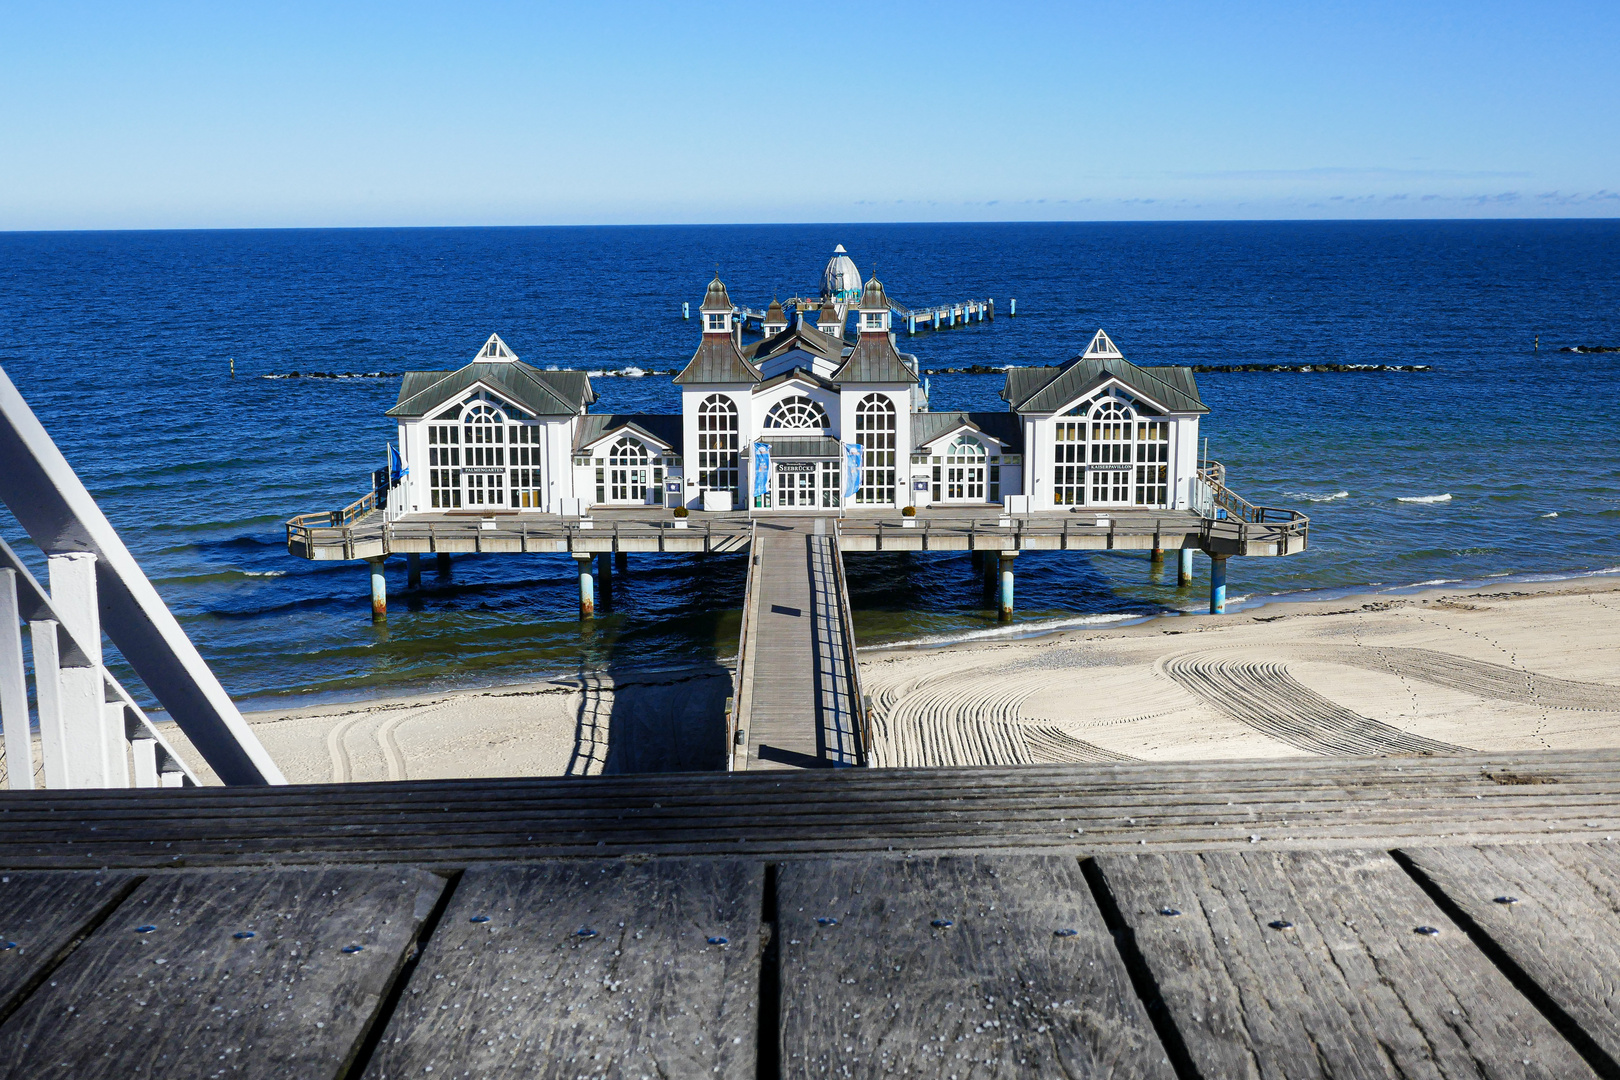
[384,252,1209,518]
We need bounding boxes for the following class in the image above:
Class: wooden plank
[0,867,444,1079]
[776,855,1173,1078]
[1093,849,1596,1078]
[0,872,139,1020]
[1402,842,1620,1070]
[362,858,762,1080]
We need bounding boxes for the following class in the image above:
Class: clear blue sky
[3,1,1617,228]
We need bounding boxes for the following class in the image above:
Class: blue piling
[1210,555,1228,614]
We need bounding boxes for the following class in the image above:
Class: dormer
[762,298,788,338]
[857,277,892,335]
[476,333,518,361]
[1080,328,1123,360]
[701,274,735,335]
[817,303,844,340]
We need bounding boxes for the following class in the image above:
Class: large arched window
[1088,399,1134,504]
[697,394,739,499]
[608,437,649,502]
[945,436,986,501]
[854,394,897,505]
[462,402,506,506]
[763,395,830,430]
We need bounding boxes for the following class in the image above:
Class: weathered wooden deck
[738,522,862,770]
[3,751,1620,1077]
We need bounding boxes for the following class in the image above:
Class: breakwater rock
[1561,345,1620,354]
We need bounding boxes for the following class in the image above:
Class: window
[608,438,650,502]
[507,424,542,507]
[1089,400,1134,504]
[460,403,507,507]
[1053,421,1084,505]
[697,394,739,499]
[854,394,897,505]
[820,460,841,507]
[427,423,461,508]
[989,459,1001,504]
[945,436,986,501]
[1134,420,1170,505]
[763,395,830,430]
[707,313,726,330]
[864,312,883,328]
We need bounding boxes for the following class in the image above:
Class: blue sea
[0,222,1616,710]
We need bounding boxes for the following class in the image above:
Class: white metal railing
[725,520,760,771]
[0,365,284,788]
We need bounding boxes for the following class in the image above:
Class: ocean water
[0,221,1616,709]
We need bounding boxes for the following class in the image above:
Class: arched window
[945,436,986,501]
[697,394,739,499]
[1088,399,1134,504]
[462,403,506,506]
[608,438,650,502]
[854,394,897,505]
[763,396,830,430]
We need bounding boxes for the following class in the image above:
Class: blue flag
[843,442,863,499]
[752,442,771,507]
[388,443,405,487]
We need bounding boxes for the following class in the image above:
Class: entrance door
[464,470,505,507]
[775,464,818,507]
[1087,400,1134,506]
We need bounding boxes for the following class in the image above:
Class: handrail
[1193,461,1310,545]
[829,519,871,765]
[725,519,760,772]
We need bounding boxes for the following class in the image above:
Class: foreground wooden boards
[1403,842,1620,1070]
[777,855,1173,1079]
[0,873,137,1022]
[0,867,443,1080]
[1095,850,1594,1079]
[363,859,763,1080]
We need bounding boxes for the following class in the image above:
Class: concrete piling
[1009,298,1017,316]
[436,552,451,576]
[998,552,1016,622]
[407,552,421,588]
[1210,554,1228,614]
[1178,548,1194,587]
[575,554,595,619]
[597,551,613,602]
[367,557,387,620]
[615,551,627,572]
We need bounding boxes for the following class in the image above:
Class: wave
[1396,493,1452,503]
[1285,490,1349,503]
[1541,512,1559,518]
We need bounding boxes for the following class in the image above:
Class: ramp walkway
[731,519,864,770]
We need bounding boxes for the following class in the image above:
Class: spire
[1081,328,1123,359]
[856,277,891,335]
[700,274,735,336]
[474,333,517,362]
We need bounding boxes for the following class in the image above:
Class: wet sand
[169,576,1620,783]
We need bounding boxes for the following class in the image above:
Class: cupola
[700,274,734,335]
[857,277,891,335]
[817,302,844,339]
[762,297,788,338]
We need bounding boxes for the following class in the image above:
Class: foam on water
[1396,493,1453,503]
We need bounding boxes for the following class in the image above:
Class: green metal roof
[831,334,919,384]
[673,336,762,385]
[575,413,683,452]
[387,361,594,419]
[911,411,1024,453]
[1001,356,1207,415]
[757,436,843,459]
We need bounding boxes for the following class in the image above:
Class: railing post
[129,704,159,788]
[0,570,33,789]
[48,552,115,787]
[30,620,69,789]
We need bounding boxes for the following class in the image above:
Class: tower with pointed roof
[762,298,788,339]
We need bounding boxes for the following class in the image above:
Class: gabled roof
[700,275,733,312]
[387,361,594,419]
[754,367,839,394]
[912,411,1025,454]
[575,413,683,453]
[832,332,919,384]
[747,322,844,366]
[1070,328,1122,363]
[1001,356,1207,415]
[674,335,762,385]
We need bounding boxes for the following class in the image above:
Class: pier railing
[1193,461,1310,546]
[0,367,283,788]
[726,520,761,771]
[830,520,872,765]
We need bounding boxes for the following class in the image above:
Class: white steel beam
[0,367,283,784]
[48,553,114,787]
[29,620,69,789]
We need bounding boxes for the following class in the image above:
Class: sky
[2,1,1618,229]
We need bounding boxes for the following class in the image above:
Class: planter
[1093,516,1111,528]
[901,518,916,528]
[578,519,595,530]
[674,519,689,529]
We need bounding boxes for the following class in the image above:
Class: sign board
[664,479,682,495]
[777,462,816,474]
[462,467,505,475]
[912,478,930,491]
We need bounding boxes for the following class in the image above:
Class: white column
[131,733,160,787]
[0,570,34,789]
[105,700,131,787]
[48,552,115,787]
[30,620,68,789]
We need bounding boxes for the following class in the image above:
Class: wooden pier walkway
[736,521,863,771]
[4,750,1620,1076]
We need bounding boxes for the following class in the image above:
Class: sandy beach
[166,575,1620,784]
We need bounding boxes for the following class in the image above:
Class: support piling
[367,557,387,620]
[407,552,421,588]
[998,552,1016,622]
[436,552,451,576]
[575,554,595,620]
[1178,548,1194,587]
[1209,554,1228,615]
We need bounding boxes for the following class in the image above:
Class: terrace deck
[2,750,1620,1077]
